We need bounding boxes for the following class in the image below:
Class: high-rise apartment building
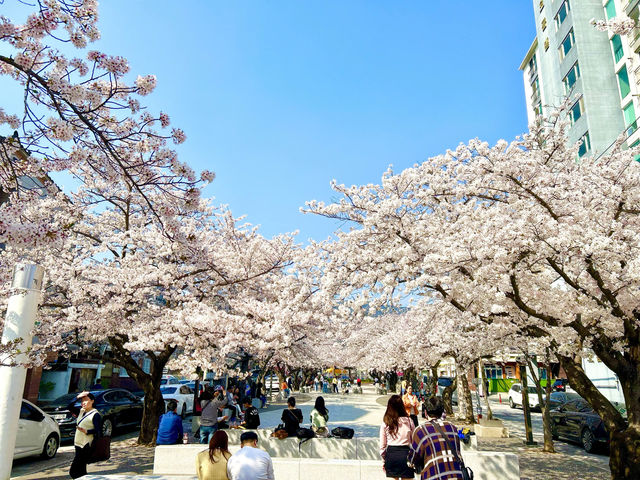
[520,0,640,157]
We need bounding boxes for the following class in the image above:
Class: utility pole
[519,361,537,446]
[0,264,45,480]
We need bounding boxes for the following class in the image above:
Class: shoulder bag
[431,421,473,480]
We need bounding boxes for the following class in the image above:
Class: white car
[508,383,546,411]
[15,399,60,460]
[160,384,194,418]
[161,375,181,386]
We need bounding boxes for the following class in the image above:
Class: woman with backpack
[310,396,330,437]
[379,394,415,480]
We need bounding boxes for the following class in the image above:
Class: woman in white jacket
[69,391,103,479]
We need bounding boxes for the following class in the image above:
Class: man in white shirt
[227,431,274,480]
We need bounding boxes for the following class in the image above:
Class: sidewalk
[11,387,610,480]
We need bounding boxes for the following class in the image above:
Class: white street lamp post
[0,263,45,480]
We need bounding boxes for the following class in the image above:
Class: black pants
[69,444,92,479]
[410,414,419,428]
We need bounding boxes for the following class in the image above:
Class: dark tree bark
[442,377,457,416]
[457,370,475,424]
[108,336,175,445]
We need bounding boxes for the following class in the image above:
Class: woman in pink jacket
[379,394,415,480]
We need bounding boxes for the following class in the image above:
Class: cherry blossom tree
[305,112,640,479]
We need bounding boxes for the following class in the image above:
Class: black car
[41,388,144,439]
[550,397,609,453]
[547,391,581,410]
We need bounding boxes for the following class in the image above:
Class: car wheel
[41,433,59,459]
[102,417,114,437]
[181,403,186,419]
[581,428,596,453]
[509,397,515,409]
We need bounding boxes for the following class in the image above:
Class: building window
[555,0,570,30]
[544,37,550,51]
[611,35,624,63]
[631,140,640,162]
[542,17,547,31]
[559,28,575,60]
[563,62,580,93]
[618,65,631,99]
[484,365,503,379]
[570,97,584,124]
[578,131,591,157]
[534,103,543,117]
[623,101,637,135]
[605,0,617,20]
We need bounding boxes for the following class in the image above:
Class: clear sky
[3,1,537,242]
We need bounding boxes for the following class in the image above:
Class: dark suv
[41,388,143,439]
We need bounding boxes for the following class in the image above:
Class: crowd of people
[68,375,464,480]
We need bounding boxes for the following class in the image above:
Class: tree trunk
[429,365,439,396]
[108,337,175,445]
[387,370,398,392]
[442,377,457,416]
[457,369,475,424]
[525,354,555,453]
[556,353,639,479]
[480,360,493,420]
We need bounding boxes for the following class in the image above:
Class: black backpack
[331,426,355,439]
[296,427,315,439]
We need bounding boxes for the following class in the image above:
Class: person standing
[379,394,415,480]
[408,396,464,479]
[156,400,183,445]
[403,385,421,427]
[226,431,274,480]
[200,386,229,444]
[310,396,330,437]
[332,377,338,393]
[281,396,303,437]
[69,391,103,479]
[196,430,232,480]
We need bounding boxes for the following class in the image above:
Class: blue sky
[3,1,536,242]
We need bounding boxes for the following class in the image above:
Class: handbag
[330,426,354,439]
[88,435,111,464]
[431,421,473,480]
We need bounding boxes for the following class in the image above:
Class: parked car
[508,383,546,411]
[551,378,569,392]
[547,391,582,410]
[550,397,609,452]
[185,381,205,396]
[436,376,455,396]
[161,375,180,386]
[42,388,143,439]
[159,384,194,418]
[14,399,60,460]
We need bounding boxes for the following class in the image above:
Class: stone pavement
[11,386,611,480]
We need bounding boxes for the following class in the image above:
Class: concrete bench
[153,441,519,480]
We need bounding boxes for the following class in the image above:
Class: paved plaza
[11,387,611,480]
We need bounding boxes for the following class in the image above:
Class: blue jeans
[200,425,216,444]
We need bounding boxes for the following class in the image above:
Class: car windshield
[527,387,539,394]
[49,393,80,406]
[160,387,177,394]
[160,379,167,385]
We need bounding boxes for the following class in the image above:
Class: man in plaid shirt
[408,396,464,479]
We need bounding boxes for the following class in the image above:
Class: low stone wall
[152,436,519,480]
